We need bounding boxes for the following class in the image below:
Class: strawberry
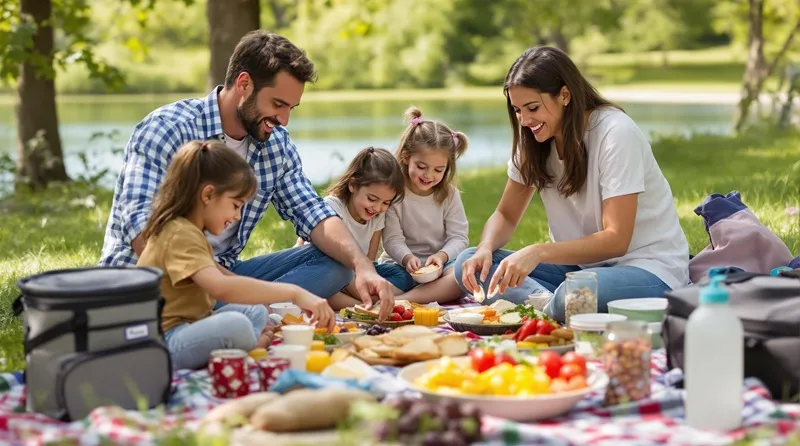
[390,312,403,322]
[392,305,406,315]
[402,309,414,320]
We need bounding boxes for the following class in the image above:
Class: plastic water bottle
[685,276,744,431]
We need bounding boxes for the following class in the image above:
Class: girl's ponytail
[140,140,257,243]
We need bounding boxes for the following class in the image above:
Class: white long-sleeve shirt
[379,186,469,265]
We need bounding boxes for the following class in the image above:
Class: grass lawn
[1,129,798,373]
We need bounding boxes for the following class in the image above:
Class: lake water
[0,95,738,186]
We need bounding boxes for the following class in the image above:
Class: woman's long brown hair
[504,46,622,197]
[140,140,257,242]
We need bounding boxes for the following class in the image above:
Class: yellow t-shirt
[136,217,217,333]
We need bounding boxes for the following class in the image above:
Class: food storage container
[602,320,652,405]
[564,272,598,326]
[527,291,553,311]
[607,298,667,323]
[569,313,627,360]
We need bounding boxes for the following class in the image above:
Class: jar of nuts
[602,320,652,406]
[564,271,598,326]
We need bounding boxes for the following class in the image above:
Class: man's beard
[237,93,270,143]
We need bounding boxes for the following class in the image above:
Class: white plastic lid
[648,322,662,334]
[607,298,667,311]
[569,313,627,330]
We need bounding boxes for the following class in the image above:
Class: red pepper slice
[535,321,555,335]
[514,320,539,342]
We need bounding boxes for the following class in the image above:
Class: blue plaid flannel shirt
[99,87,337,269]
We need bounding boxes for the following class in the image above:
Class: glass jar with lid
[564,271,598,326]
[602,320,652,405]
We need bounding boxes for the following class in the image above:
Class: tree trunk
[207,0,260,90]
[15,0,69,191]
[735,0,766,132]
[550,27,569,53]
[267,0,289,29]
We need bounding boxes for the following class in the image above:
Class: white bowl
[397,357,608,422]
[333,329,365,345]
[280,324,315,347]
[527,291,553,311]
[269,302,302,317]
[411,265,442,284]
[449,312,485,325]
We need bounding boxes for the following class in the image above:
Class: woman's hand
[403,255,422,274]
[293,289,336,333]
[425,251,448,268]
[461,246,493,294]
[487,245,541,297]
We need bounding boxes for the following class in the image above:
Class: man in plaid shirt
[99,31,395,320]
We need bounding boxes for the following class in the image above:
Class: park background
[0,0,798,373]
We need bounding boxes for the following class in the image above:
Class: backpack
[13,266,172,421]
[662,271,800,400]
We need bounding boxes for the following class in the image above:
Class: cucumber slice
[499,312,522,324]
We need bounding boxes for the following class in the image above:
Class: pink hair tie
[411,117,424,126]
[451,131,458,141]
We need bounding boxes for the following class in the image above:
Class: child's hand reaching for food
[293,288,335,333]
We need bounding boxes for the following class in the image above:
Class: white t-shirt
[507,107,689,290]
[207,134,250,256]
[323,195,385,256]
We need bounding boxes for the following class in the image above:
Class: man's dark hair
[224,30,317,90]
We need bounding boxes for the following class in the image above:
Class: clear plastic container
[602,320,652,405]
[569,313,627,360]
[564,271,598,326]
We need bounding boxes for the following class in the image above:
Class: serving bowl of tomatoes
[398,348,607,422]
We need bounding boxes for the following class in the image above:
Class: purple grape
[397,413,420,434]
[387,397,413,413]
[372,421,393,441]
[438,399,463,419]
[460,402,480,420]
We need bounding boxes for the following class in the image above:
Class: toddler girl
[137,140,335,370]
[377,107,470,304]
[297,146,405,310]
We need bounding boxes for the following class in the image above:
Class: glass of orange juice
[306,351,331,373]
[414,307,440,327]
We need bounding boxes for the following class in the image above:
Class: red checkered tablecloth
[0,297,797,445]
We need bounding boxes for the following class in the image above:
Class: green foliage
[713,0,800,55]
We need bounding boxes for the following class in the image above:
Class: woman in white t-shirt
[455,46,690,322]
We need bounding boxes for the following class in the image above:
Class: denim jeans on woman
[164,303,267,370]
[453,248,671,323]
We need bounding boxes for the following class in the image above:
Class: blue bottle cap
[700,276,729,304]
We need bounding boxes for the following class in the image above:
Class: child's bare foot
[255,326,276,349]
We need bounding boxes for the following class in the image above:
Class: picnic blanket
[1,299,799,445]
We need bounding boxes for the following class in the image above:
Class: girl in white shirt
[378,107,470,305]
[297,146,405,310]
[456,46,690,323]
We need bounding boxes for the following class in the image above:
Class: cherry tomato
[561,352,587,374]
[537,350,563,379]
[567,375,588,390]
[469,348,496,373]
[559,364,583,381]
[495,352,518,366]
[550,377,570,393]
[535,320,555,335]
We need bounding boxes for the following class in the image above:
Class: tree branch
[763,15,800,83]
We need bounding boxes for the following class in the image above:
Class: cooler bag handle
[12,295,23,316]
[24,311,89,354]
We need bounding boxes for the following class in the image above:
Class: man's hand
[353,266,395,321]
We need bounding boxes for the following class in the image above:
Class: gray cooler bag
[13,266,172,421]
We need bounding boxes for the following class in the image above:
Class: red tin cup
[208,349,250,398]
[257,357,291,391]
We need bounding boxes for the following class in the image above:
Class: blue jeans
[376,261,455,292]
[453,248,671,323]
[230,244,353,298]
[164,303,267,370]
